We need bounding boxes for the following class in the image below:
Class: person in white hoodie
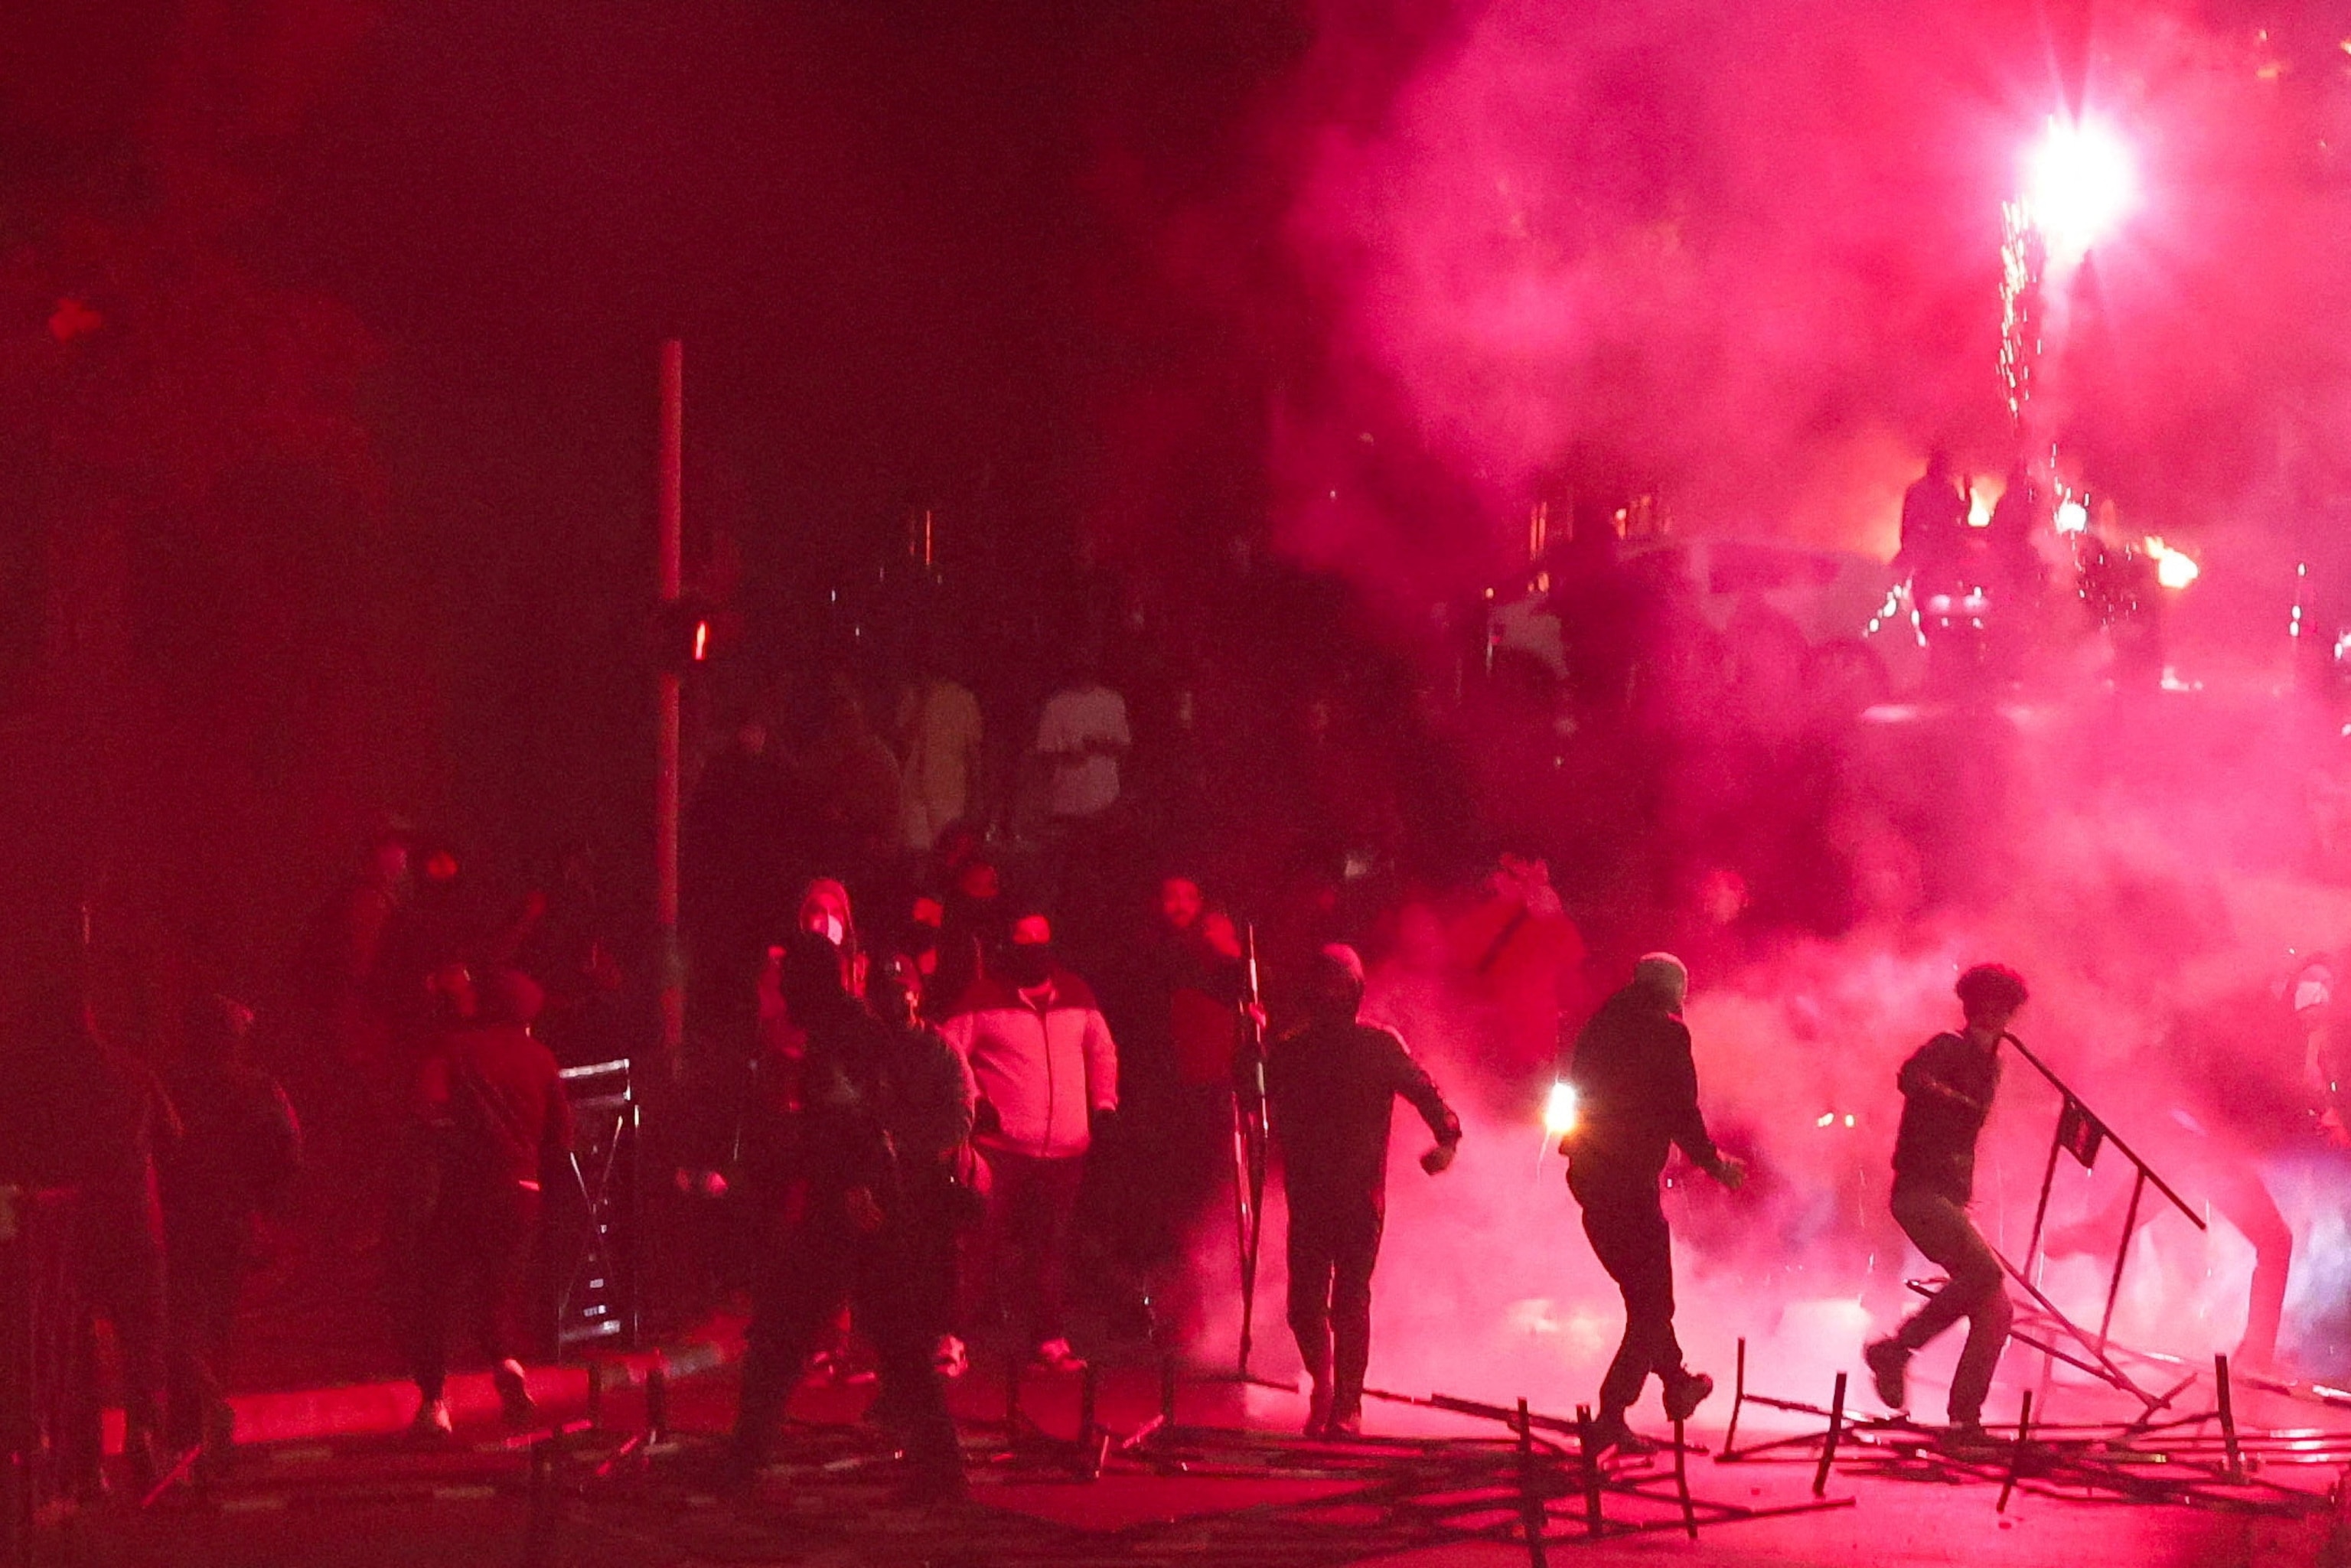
[937,911,1117,1371]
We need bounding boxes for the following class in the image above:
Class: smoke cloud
[1255,0,2351,589]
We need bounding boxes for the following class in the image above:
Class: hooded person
[1558,953,1746,1455]
[1267,944,1461,1438]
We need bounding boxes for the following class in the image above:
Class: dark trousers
[403,1182,541,1401]
[967,1149,1084,1348]
[1890,1183,2012,1424]
[897,1169,964,1345]
[164,1214,249,1449]
[1286,1195,1382,1416]
[1573,1175,1686,1416]
[731,1211,959,1484]
[69,1231,167,1487]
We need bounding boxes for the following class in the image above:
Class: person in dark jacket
[726,931,966,1504]
[1560,954,1746,1454]
[161,995,302,1459]
[1864,963,2027,1437]
[1269,944,1461,1439]
[403,969,573,1439]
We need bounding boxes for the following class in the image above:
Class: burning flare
[1542,1081,1580,1138]
[2143,536,2200,590]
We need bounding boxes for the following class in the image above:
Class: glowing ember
[2055,499,2089,533]
[1968,491,1992,528]
[2025,116,2135,266]
[1542,1081,1580,1137]
[2143,536,2200,589]
[1998,200,2039,423]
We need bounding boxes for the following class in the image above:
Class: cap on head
[1955,963,2028,1022]
[1632,953,1689,1009]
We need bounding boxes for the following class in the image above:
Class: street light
[2024,116,2135,266]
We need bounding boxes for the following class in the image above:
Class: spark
[2056,500,2089,534]
[1999,200,2040,423]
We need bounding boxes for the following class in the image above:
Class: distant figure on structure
[1267,944,1461,1439]
[1559,954,1746,1455]
[1865,964,2027,1445]
[1897,450,1970,585]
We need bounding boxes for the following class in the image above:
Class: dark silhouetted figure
[1865,963,2027,1439]
[403,970,572,1439]
[161,995,301,1459]
[1269,944,1460,1439]
[727,931,965,1503]
[1897,451,1970,584]
[1560,954,1746,1454]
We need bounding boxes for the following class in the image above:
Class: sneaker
[1864,1338,1910,1412]
[1586,1413,1656,1458]
[1938,1420,2004,1460]
[409,1398,455,1443]
[1305,1381,1333,1438]
[932,1335,969,1380]
[1031,1338,1087,1373]
[1662,1371,1714,1423]
[493,1359,540,1428]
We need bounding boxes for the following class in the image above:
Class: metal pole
[2096,1169,2147,1352]
[655,338,684,1082]
[2216,1355,2243,1483]
[1997,1390,2033,1512]
[1574,1405,1603,1538]
[1515,1398,1549,1568]
[1811,1372,1845,1498]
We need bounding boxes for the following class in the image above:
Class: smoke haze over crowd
[1231,0,2351,594]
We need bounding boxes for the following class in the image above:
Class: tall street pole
[656,339,684,1078]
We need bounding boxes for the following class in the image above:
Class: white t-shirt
[897,680,984,852]
[1035,683,1130,820]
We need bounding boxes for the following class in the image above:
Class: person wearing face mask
[937,912,1117,1372]
[753,879,868,1101]
[1266,945,1460,1439]
[1560,954,1746,1456]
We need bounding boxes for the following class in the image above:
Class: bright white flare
[2056,499,2089,534]
[2144,536,2200,589]
[1543,1081,1580,1137]
[2026,117,2135,266]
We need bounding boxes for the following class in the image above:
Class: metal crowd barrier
[553,1060,640,1357]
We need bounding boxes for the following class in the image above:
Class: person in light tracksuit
[938,911,1117,1371]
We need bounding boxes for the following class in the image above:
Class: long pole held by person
[1232,923,1271,1380]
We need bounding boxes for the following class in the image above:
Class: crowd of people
[15,494,2346,1505]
